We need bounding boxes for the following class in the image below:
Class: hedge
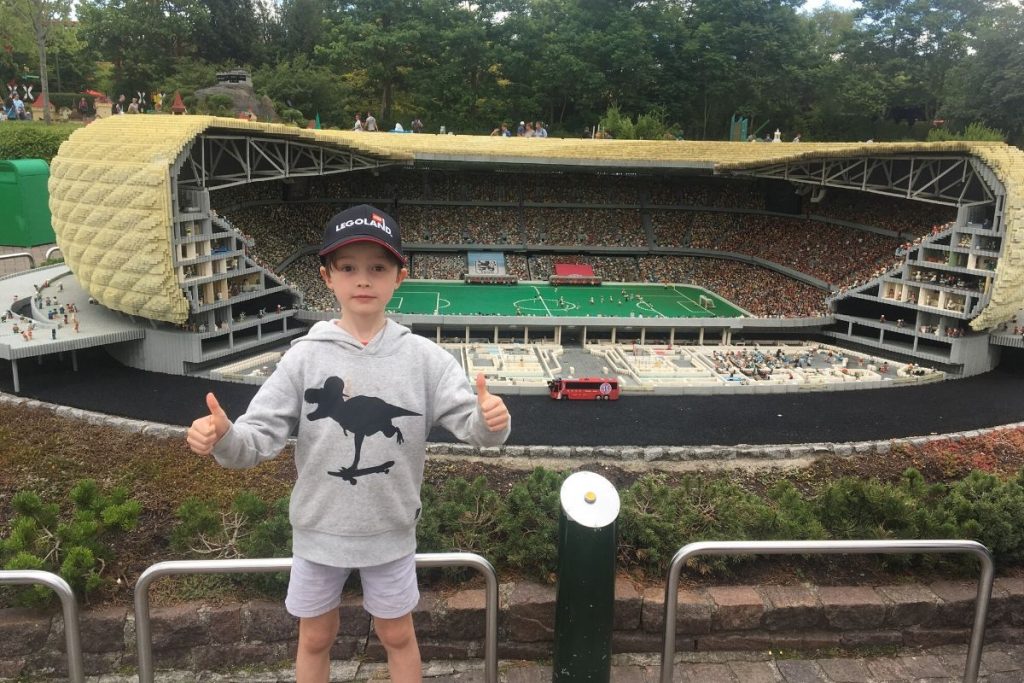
[0,123,78,163]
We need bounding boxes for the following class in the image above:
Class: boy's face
[320,241,407,320]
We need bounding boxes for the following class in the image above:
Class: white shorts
[285,554,419,620]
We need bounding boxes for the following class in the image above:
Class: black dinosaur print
[304,376,421,484]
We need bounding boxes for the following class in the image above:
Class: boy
[186,204,511,682]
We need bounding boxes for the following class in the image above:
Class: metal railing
[660,540,994,683]
[0,252,35,270]
[134,552,498,683]
[0,570,84,683]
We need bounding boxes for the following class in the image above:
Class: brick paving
[77,641,1023,681]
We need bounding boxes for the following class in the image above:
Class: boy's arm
[210,363,303,469]
[432,361,510,447]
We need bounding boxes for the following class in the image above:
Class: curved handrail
[0,252,35,270]
[660,539,994,683]
[0,570,84,683]
[134,552,498,683]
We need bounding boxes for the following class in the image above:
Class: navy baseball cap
[319,204,405,264]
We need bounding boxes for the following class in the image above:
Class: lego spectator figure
[186,204,510,683]
[411,117,423,133]
[112,94,126,115]
[365,111,378,131]
[127,97,140,114]
[353,113,363,131]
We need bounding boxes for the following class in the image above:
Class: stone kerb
[1,577,1021,679]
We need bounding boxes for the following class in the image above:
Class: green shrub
[943,471,1024,562]
[927,122,1006,142]
[418,476,502,555]
[814,468,953,567]
[598,105,673,140]
[634,108,669,141]
[278,107,307,127]
[598,105,635,139]
[172,491,292,595]
[0,124,78,163]
[195,94,235,117]
[418,476,503,580]
[0,480,141,606]
[495,468,564,583]
[759,481,828,540]
[619,473,775,575]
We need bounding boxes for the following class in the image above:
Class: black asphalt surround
[2,349,1023,447]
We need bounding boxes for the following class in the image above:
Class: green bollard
[552,471,621,682]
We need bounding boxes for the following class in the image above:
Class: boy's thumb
[206,392,226,418]
[476,373,490,399]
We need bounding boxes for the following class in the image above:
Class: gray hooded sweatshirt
[212,319,510,567]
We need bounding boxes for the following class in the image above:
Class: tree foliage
[4,0,1020,144]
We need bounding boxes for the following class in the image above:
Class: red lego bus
[547,377,620,400]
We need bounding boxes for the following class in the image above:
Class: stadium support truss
[157,132,410,373]
[728,149,1017,375]
[740,155,994,207]
[175,133,401,191]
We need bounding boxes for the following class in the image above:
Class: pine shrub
[418,476,502,555]
[618,473,775,575]
[814,469,953,567]
[495,468,565,583]
[759,481,828,540]
[172,491,292,595]
[943,470,1024,562]
[0,480,140,606]
[418,476,503,581]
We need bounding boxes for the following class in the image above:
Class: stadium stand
[203,167,954,320]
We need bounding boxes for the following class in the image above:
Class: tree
[77,0,204,96]
[940,4,1024,145]
[795,6,891,140]
[853,0,987,123]
[191,0,267,66]
[0,0,72,123]
[278,0,330,59]
[670,0,813,139]
[253,54,353,128]
[318,0,454,125]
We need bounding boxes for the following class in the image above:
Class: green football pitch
[386,281,746,318]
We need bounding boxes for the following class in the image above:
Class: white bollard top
[560,471,620,528]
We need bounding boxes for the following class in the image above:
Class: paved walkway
[80,642,1024,681]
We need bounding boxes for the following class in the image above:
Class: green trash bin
[0,159,55,247]
[552,471,621,682]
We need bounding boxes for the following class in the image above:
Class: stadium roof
[48,115,1023,328]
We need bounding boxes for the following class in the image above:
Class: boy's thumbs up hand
[186,392,231,455]
[476,373,509,432]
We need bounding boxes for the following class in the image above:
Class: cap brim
[319,236,406,264]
